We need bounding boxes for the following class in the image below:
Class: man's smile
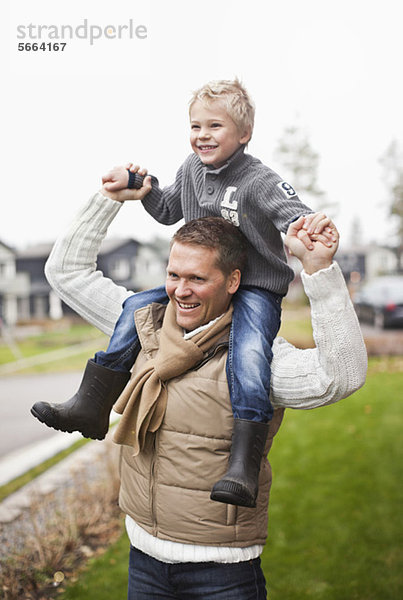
[176,301,200,310]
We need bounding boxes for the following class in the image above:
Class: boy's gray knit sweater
[140,146,313,295]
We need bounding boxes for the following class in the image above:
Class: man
[42,185,367,599]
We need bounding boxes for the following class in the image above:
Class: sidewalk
[0,433,118,525]
[0,430,82,487]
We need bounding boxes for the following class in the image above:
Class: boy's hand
[285,216,340,274]
[293,212,337,251]
[303,212,337,242]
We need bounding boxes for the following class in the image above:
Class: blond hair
[189,78,255,140]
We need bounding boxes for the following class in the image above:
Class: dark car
[354,276,403,329]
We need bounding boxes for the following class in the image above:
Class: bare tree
[379,140,403,272]
[274,124,338,217]
[349,215,363,247]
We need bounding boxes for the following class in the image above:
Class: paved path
[0,371,83,458]
[0,371,122,486]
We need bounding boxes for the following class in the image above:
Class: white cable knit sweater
[44,192,367,563]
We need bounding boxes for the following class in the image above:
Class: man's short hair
[171,217,248,276]
[189,78,255,140]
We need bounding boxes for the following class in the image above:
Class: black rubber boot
[210,419,270,508]
[31,359,131,440]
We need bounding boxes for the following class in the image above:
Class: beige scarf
[113,301,233,454]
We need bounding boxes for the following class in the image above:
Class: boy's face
[189,99,250,169]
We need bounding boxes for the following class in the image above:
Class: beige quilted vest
[118,303,284,547]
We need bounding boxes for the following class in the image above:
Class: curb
[0,430,82,487]
[0,431,119,525]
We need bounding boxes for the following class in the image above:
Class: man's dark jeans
[127,546,267,599]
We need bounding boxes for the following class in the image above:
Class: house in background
[9,236,169,324]
[133,239,170,291]
[285,242,400,303]
[336,243,398,285]
[16,243,57,321]
[95,238,140,291]
[0,240,30,326]
[89,237,169,292]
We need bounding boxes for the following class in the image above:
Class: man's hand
[102,165,130,192]
[285,216,339,275]
[100,164,152,202]
[102,163,149,193]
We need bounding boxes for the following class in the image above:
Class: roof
[17,243,54,259]
[0,239,16,254]
[16,238,139,259]
[98,238,138,254]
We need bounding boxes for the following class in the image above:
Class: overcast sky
[3,0,403,250]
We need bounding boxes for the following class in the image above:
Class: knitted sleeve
[255,174,314,234]
[44,193,133,336]
[139,162,185,225]
[271,262,367,409]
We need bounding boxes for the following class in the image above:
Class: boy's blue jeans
[94,285,282,423]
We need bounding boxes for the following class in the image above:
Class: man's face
[166,242,240,331]
[189,99,250,169]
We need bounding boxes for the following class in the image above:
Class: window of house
[0,261,16,278]
[110,258,130,280]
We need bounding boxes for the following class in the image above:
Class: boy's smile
[190,100,250,169]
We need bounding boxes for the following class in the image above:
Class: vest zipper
[195,341,228,370]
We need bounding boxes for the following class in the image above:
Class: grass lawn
[0,323,105,363]
[0,322,108,373]
[60,530,130,600]
[278,303,314,348]
[58,358,402,599]
[262,357,403,599]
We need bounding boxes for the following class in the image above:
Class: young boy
[32,79,336,508]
